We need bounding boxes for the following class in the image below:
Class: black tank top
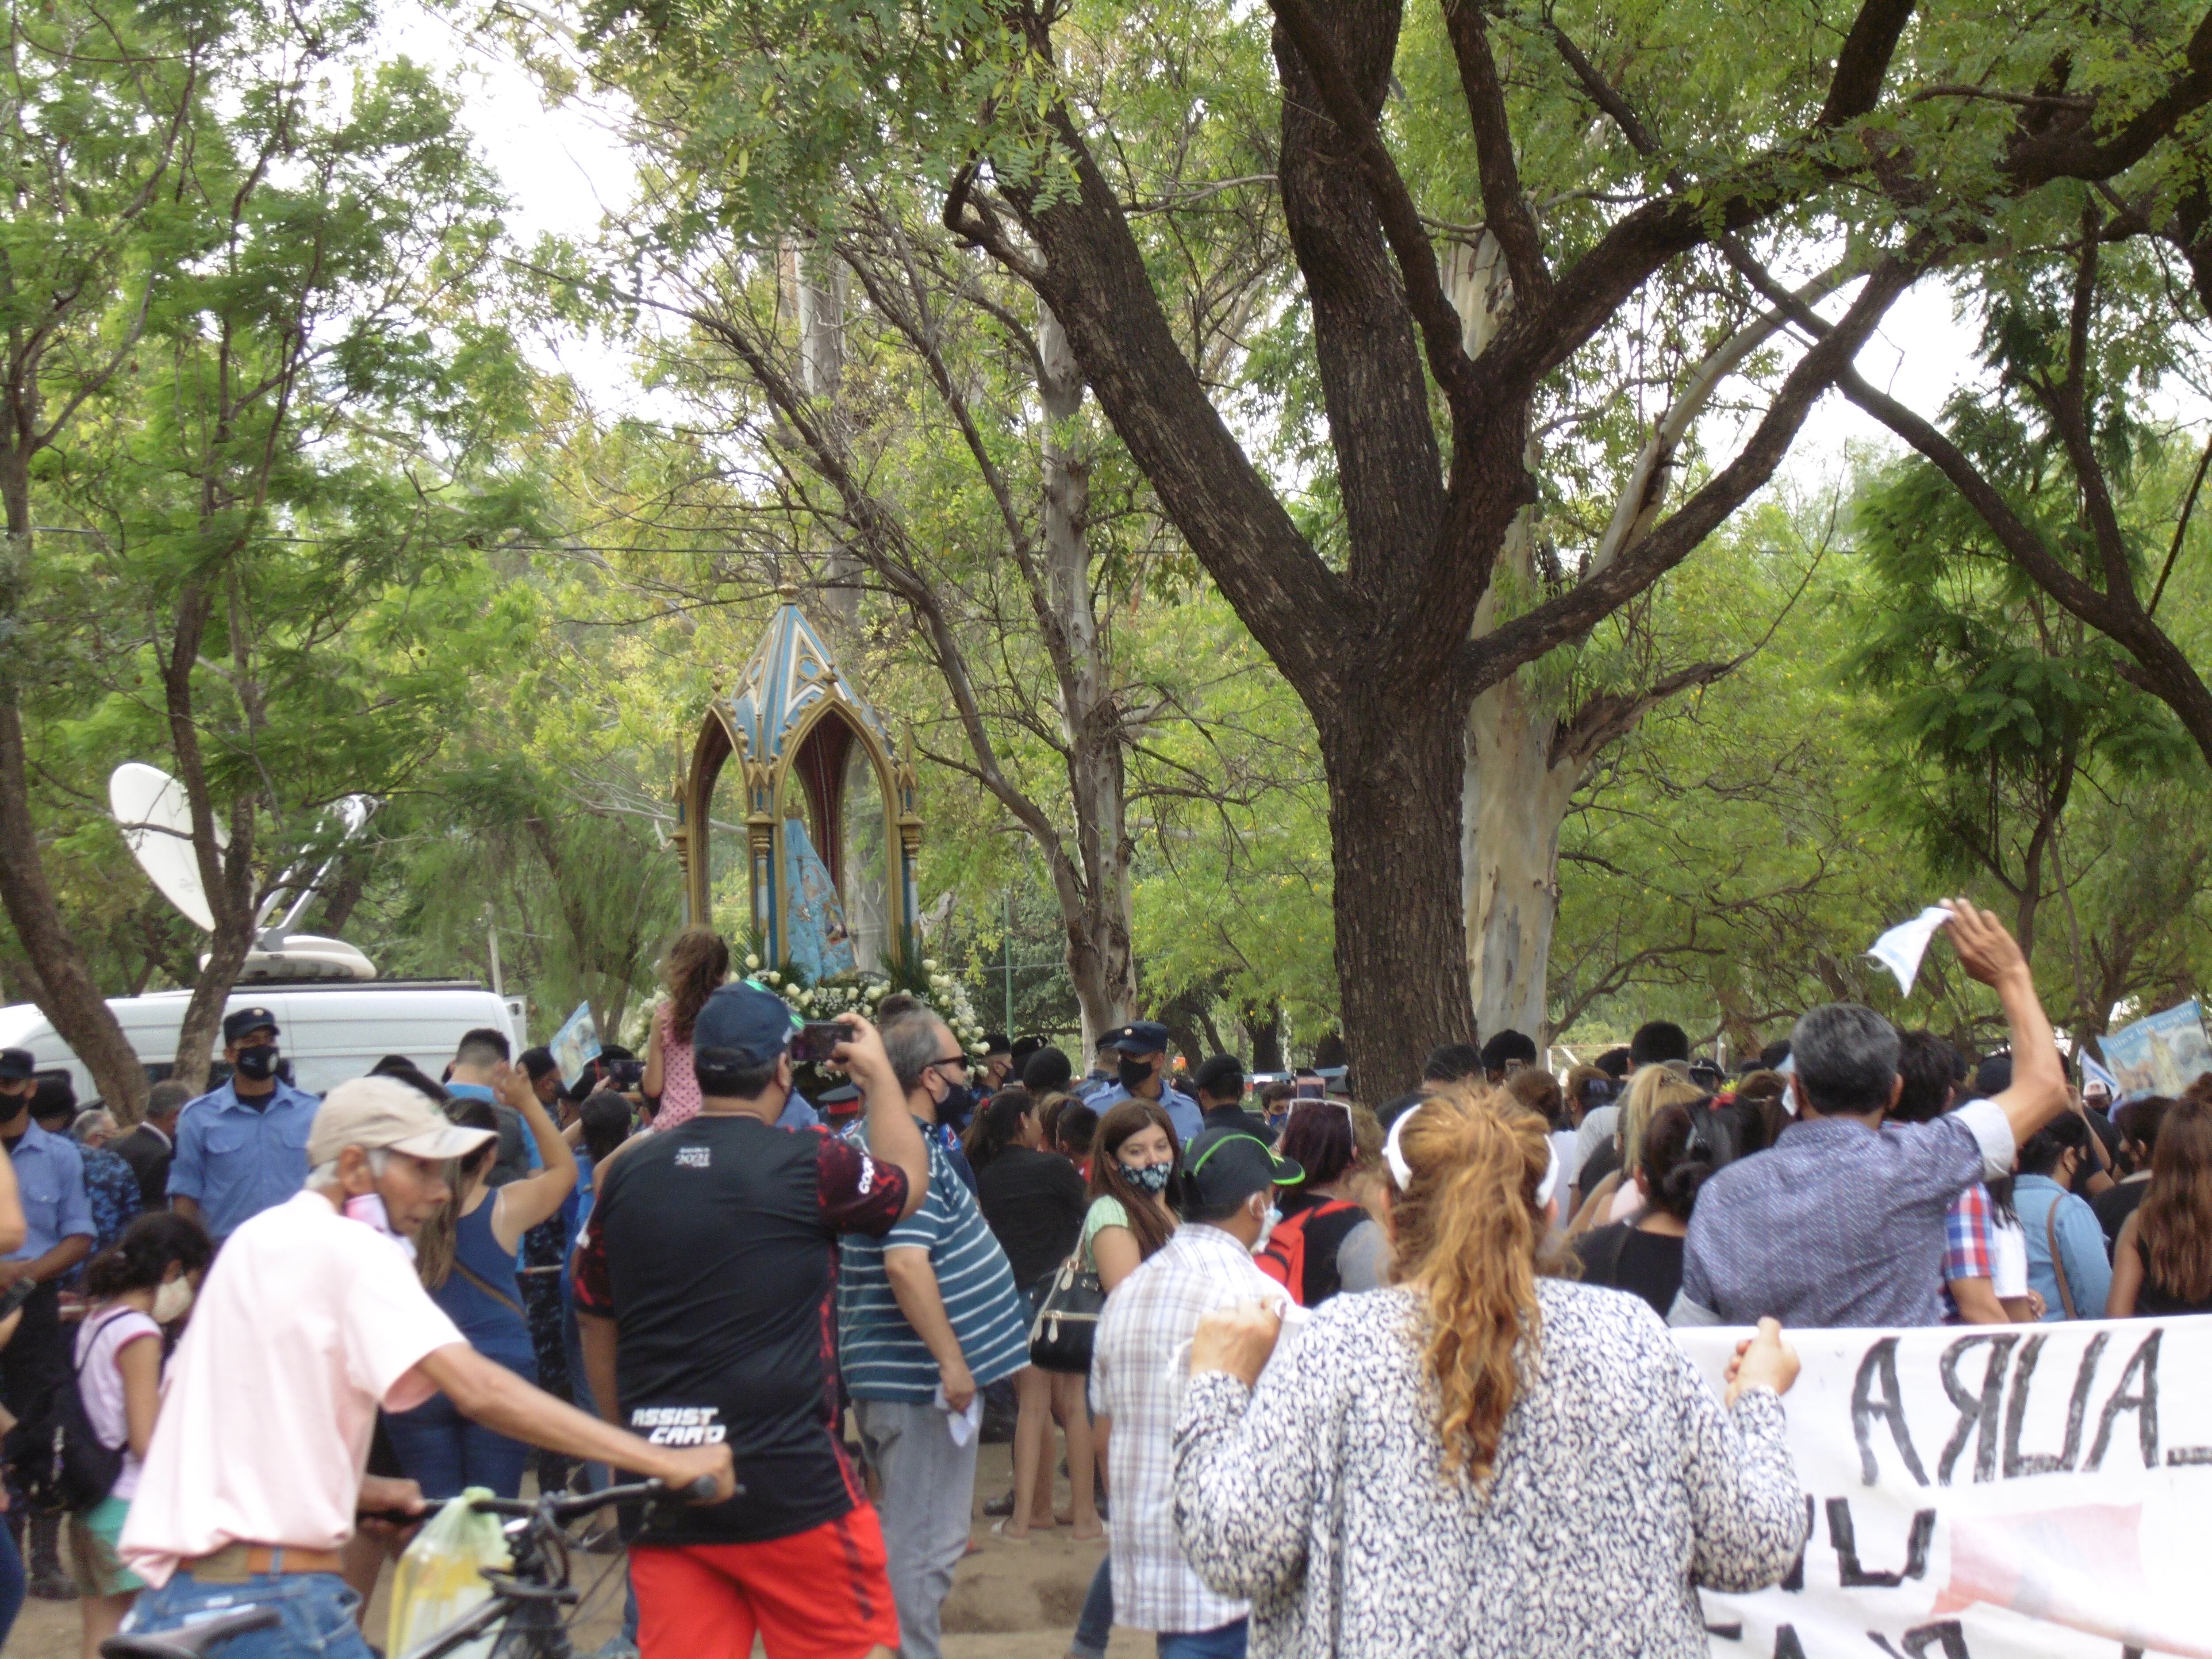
[2134,1233,2212,1315]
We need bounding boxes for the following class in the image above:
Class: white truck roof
[0,983,529,1102]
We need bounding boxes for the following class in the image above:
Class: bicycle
[101,1475,721,1659]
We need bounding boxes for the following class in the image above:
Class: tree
[1842,456,2193,970]
[1775,179,2212,772]
[580,0,2212,1090]
[0,0,221,1113]
[46,49,535,1089]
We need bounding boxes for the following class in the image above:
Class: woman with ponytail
[641,925,731,1133]
[1170,1083,1807,1659]
[1571,1101,1718,1317]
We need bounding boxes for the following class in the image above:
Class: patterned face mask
[1125,1161,1172,1195]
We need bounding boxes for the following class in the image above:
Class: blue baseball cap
[692,982,795,1071]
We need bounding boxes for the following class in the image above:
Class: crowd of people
[0,897,2204,1658]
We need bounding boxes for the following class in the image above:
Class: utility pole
[1003,886,1015,1036]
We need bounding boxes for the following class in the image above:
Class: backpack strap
[2045,1197,2078,1321]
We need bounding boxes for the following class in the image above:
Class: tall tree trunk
[1244,1002,1283,1070]
[163,577,259,1092]
[0,452,149,1115]
[1039,306,1137,1052]
[1452,246,1832,1044]
[791,242,860,630]
[1321,687,1479,1099]
[1463,667,1574,1043]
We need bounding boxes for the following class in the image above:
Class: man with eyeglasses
[836,1007,1030,1659]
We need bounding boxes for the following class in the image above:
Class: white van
[0,982,529,1102]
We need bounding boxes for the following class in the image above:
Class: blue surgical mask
[1126,1162,1171,1195]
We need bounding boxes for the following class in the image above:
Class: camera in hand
[791,1020,849,1065]
[604,1057,645,1089]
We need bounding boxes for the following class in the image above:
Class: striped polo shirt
[837,1121,1031,1402]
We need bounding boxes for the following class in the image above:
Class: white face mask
[1252,1202,1281,1253]
[152,1276,194,1325]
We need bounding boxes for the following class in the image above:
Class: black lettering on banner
[1851,1338,1930,1487]
[1867,1620,1971,1659]
[1773,1628,1807,1659]
[1782,1496,1814,1592]
[1704,1622,1745,1640]
[2003,1332,2107,1478]
[1936,1334,2016,1485]
[2085,1329,2161,1471]
[1826,1498,1936,1587]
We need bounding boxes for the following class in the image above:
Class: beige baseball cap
[307,1076,499,1167]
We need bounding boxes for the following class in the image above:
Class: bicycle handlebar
[470,1475,723,1525]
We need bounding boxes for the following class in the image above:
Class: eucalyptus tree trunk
[1453,245,1847,1043]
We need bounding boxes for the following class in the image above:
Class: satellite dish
[112,764,382,981]
[109,763,218,932]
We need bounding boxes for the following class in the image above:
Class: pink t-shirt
[654,1002,704,1132]
[120,1191,464,1587]
[74,1308,161,1501]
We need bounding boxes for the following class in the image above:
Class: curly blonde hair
[1388,1082,1555,1485]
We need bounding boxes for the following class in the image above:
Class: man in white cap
[118,1073,734,1659]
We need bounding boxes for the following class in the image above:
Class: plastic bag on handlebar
[385,1487,513,1659]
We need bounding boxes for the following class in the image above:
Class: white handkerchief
[1868,906,1951,996]
[933,1384,983,1447]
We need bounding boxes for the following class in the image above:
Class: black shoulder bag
[1028,1253,1106,1374]
[6,1309,134,1512]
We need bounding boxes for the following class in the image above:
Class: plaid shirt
[1092,1223,1285,1635]
[1941,1183,1994,1322]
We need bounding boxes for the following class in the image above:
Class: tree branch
[1440,0,1550,308]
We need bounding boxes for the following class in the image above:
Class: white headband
[1385,1106,1562,1209]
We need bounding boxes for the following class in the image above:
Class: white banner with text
[1674,1317,2212,1659]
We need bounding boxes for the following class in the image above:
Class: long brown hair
[415,1099,500,1291]
[1087,1099,1180,1259]
[662,926,731,1044]
[1388,1082,1552,1486]
[2139,1086,2212,1304]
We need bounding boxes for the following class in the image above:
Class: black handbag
[5,1310,132,1513]
[1028,1252,1106,1374]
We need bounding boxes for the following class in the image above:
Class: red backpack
[1253,1199,1359,1306]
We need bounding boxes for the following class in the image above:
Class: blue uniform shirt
[1080,1079,1204,1148]
[167,1078,322,1240]
[4,1120,94,1261]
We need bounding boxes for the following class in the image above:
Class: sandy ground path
[4,1442,1152,1658]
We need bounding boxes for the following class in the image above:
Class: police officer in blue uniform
[1078,1022,1202,1147]
[168,1006,321,1243]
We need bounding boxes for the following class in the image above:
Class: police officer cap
[223,1006,280,1044]
[0,1048,33,1082]
[1106,1021,1170,1055]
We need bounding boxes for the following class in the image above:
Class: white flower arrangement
[782,965,990,1055]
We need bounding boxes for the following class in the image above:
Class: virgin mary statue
[782,810,856,980]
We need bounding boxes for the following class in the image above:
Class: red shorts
[629,1505,901,1659]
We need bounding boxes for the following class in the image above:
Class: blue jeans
[0,1517,23,1647]
[124,1569,374,1659]
[384,1353,535,1499]
[1071,1554,1113,1658]
[1159,1617,1248,1659]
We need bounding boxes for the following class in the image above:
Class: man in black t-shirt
[575,987,930,1659]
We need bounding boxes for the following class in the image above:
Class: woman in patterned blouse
[1171,1083,1809,1659]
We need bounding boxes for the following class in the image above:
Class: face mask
[1118,1058,1153,1092]
[1125,1161,1171,1195]
[1252,1203,1281,1252]
[152,1277,194,1325]
[234,1044,278,1082]
[937,1082,974,1129]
